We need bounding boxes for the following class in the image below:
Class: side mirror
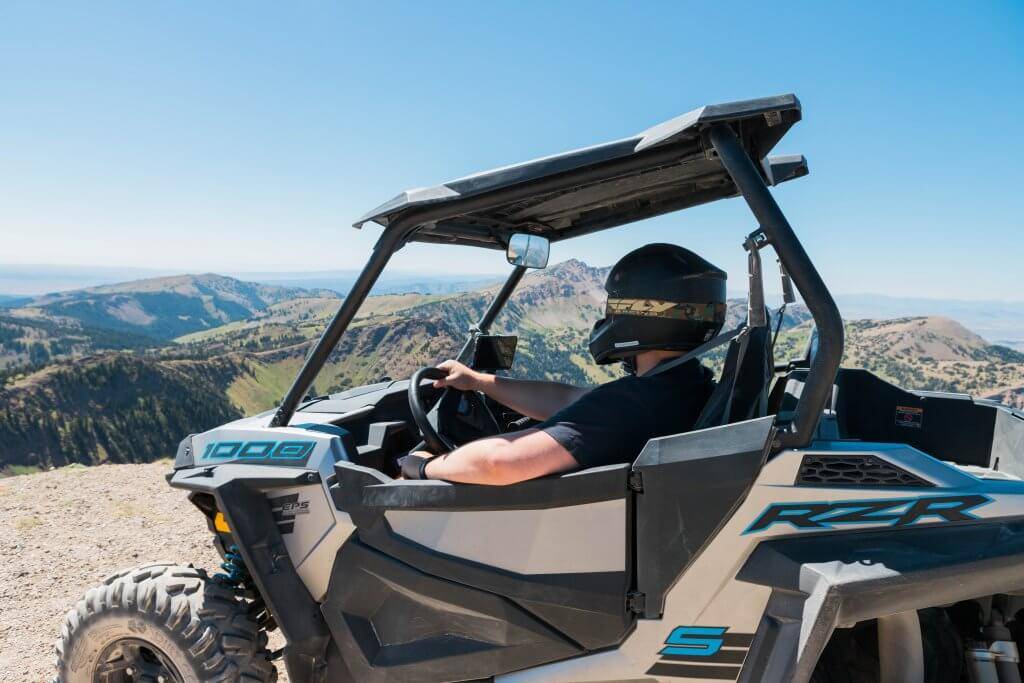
[506,233,550,269]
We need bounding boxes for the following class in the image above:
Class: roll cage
[270,93,843,451]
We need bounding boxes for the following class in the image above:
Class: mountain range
[832,294,1024,352]
[1,260,1022,473]
[0,275,337,372]
[0,264,503,299]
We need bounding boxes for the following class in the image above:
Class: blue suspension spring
[215,545,250,586]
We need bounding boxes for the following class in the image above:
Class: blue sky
[1,2,1021,299]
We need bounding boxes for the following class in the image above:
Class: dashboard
[294,379,519,476]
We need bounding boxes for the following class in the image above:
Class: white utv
[55,94,1024,683]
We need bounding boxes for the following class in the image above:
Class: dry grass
[14,516,41,532]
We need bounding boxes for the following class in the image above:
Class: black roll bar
[273,124,835,438]
[478,265,527,334]
[708,124,844,448]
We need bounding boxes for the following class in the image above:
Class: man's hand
[398,450,435,479]
[433,359,482,391]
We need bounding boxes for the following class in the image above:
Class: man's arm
[434,359,588,421]
[409,428,578,485]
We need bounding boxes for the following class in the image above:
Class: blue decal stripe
[200,440,316,462]
[651,626,752,680]
[660,626,727,657]
[206,442,243,459]
[239,441,276,458]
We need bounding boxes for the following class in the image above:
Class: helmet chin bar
[591,225,773,379]
[591,228,769,379]
[587,244,727,365]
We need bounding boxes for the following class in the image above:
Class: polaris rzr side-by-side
[55,94,1024,683]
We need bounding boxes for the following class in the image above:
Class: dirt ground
[0,462,288,683]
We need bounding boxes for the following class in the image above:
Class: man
[399,243,726,485]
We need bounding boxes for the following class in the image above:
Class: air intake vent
[797,454,932,487]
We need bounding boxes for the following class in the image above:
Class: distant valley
[1,260,1022,474]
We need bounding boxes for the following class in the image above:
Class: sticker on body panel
[269,493,309,535]
[895,405,924,428]
[646,626,754,680]
[200,440,316,465]
[744,494,992,534]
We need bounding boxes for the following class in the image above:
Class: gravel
[0,462,287,683]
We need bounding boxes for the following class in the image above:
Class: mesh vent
[797,454,932,487]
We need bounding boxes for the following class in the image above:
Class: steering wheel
[408,367,456,454]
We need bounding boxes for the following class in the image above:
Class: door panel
[322,540,580,683]
[385,499,625,574]
[326,462,635,678]
[633,416,774,618]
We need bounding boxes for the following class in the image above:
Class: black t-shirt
[537,359,714,469]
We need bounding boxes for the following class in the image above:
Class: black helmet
[588,243,727,365]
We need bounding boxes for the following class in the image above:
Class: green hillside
[0,313,158,373]
[0,354,247,471]
[774,316,1024,400]
[1,259,1021,474]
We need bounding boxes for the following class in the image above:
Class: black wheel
[810,621,880,683]
[811,609,963,683]
[93,637,184,681]
[54,563,277,683]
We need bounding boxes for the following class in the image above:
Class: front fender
[735,519,1024,683]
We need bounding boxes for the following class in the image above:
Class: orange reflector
[214,512,231,533]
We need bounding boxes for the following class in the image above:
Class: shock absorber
[984,600,1022,683]
[215,545,249,586]
[214,545,277,632]
[964,597,1023,683]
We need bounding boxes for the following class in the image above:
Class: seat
[694,323,772,429]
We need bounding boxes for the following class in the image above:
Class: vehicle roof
[355,94,807,250]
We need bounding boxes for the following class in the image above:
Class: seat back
[694,323,772,429]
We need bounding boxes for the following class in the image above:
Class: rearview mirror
[506,233,550,269]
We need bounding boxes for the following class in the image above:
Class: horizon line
[1,260,1023,305]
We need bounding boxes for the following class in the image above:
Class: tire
[811,609,963,683]
[54,563,277,683]
[810,621,880,683]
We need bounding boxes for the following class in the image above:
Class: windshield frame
[269,224,526,426]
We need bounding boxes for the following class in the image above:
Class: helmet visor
[605,299,726,323]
